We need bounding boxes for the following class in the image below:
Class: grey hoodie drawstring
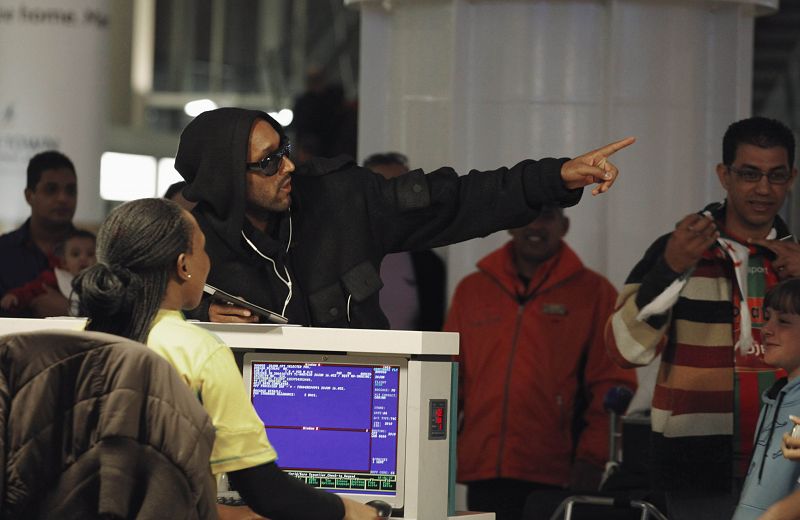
[758,386,787,483]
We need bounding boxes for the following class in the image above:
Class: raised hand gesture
[561,136,636,195]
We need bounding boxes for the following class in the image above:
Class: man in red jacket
[445,206,636,520]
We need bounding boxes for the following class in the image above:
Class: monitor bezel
[243,351,407,510]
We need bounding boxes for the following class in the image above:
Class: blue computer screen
[250,360,401,496]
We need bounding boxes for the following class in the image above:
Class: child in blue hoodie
[733,278,800,520]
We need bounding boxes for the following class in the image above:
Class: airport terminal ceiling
[107,0,800,228]
[120,0,360,135]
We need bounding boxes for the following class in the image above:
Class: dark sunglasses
[246,140,292,177]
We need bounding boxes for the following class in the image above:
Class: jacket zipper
[496,303,526,475]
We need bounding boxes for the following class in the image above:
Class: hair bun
[109,264,137,286]
[73,263,142,317]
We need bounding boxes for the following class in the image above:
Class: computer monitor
[243,352,407,510]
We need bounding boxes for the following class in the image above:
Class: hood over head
[174,107,285,248]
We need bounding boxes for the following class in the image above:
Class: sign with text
[0,0,109,229]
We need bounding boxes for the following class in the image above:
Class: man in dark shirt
[0,151,77,317]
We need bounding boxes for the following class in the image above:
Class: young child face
[763,306,800,379]
[63,236,96,275]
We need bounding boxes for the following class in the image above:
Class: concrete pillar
[351,0,776,294]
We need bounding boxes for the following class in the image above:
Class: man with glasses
[606,116,799,520]
[175,107,634,329]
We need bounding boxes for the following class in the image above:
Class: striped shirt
[606,206,789,490]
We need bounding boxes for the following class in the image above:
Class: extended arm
[369,138,634,255]
[229,464,381,520]
[228,462,343,520]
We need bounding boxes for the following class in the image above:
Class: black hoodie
[176,107,582,328]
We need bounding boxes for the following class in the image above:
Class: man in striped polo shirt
[607,117,799,520]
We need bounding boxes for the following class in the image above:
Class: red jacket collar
[476,240,585,296]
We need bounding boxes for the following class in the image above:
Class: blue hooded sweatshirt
[733,376,800,519]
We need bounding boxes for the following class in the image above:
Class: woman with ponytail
[74,198,381,520]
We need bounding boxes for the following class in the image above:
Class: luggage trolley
[545,387,669,520]
[549,495,668,520]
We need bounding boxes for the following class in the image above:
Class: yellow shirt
[147,309,277,474]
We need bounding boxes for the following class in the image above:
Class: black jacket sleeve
[361,157,579,254]
[228,462,345,520]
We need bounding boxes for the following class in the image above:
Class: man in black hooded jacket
[176,107,633,328]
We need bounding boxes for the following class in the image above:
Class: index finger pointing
[594,136,636,157]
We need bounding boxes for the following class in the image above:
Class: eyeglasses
[727,165,793,185]
[246,140,292,177]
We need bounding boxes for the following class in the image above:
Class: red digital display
[429,399,447,440]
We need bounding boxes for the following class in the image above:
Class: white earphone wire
[241,223,293,316]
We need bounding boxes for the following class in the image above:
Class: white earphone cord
[240,228,293,316]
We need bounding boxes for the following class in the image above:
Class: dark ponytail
[73,198,193,343]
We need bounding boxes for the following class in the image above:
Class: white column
[352,0,775,295]
[0,0,110,229]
